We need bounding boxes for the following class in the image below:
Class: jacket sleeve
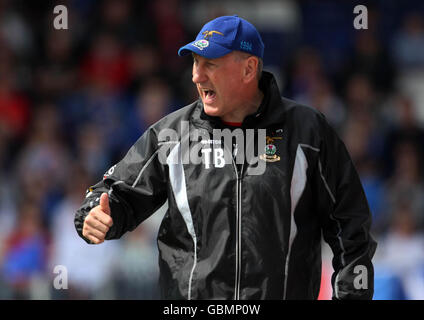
[315,113,377,300]
[74,128,168,244]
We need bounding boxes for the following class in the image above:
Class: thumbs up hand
[83,193,114,244]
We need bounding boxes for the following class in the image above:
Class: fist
[83,192,113,244]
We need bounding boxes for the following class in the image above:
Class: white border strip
[166,142,198,300]
[283,145,308,299]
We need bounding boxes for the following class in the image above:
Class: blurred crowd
[0,0,424,300]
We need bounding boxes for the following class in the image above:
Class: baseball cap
[178,15,264,59]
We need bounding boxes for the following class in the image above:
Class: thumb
[99,192,111,215]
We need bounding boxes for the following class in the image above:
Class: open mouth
[203,89,216,102]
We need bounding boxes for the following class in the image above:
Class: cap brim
[178,40,233,59]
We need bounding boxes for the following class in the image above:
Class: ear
[242,56,258,83]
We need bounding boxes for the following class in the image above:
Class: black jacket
[75,71,377,300]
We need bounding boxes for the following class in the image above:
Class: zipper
[223,140,244,300]
[233,162,243,300]
[237,171,243,299]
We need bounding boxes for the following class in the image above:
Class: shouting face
[192,52,258,122]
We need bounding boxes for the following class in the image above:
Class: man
[75,15,377,300]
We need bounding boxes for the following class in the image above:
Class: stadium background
[0,0,424,300]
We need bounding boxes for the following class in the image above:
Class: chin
[203,104,221,117]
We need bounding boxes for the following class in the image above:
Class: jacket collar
[191,71,285,131]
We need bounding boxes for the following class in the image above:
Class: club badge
[260,136,282,162]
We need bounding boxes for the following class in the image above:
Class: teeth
[202,88,215,98]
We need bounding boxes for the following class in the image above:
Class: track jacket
[75,71,377,300]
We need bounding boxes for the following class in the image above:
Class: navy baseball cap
[178,15,264,59]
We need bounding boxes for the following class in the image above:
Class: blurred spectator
[127,44,161,93]
[340,73,390,227]
[125,78,176,145]
[342,100,386,226]
[89,0,149,47]
[343,74,387,156]
[392,12,424,71]
[75,123,111,178]
[0,126,17,277]
[373,265,407,300]
[0,44,30,141]
[379,141,424,233]
[288,47,325,100]
[1,200,49,299]
[149,0,186,72]
[295,74,346,132]
[344,73,379,116]
[339,30,395,95]
[342,95,380,164]
[61,49,132,160]
[382,95,424,178]
[34,29,77,100]
[0,1,33,58]
[15,103,71,227]
[80,31,130,93]
[391,12,424,123]
[376,202,424,299]
[100,0,133,35]
[357,157,385,228]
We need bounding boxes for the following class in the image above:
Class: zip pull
[237,163,244,180]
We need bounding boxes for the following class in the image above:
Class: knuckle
[87,210,98,221]
[92,235,103,244]
[90,208,98,217]
[83,224,90,234]
[97,229,106,238]
[85,217,95,227]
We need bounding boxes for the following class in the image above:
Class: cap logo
[192,39,209,50]
[202,30,224,40]
[240,40,252,52]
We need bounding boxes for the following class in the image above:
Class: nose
[192,63,207,84]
